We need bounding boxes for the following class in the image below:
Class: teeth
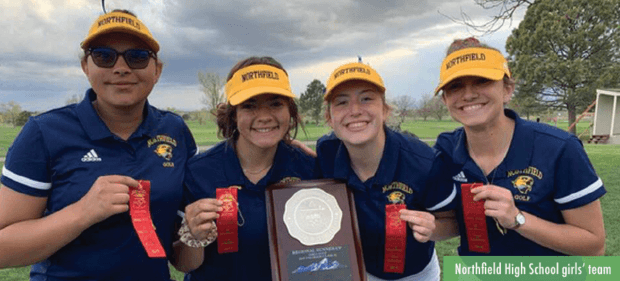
[348,122,367,129]
[463,104,482,111]
[255,127,275,133]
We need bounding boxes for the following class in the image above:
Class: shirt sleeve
[176,121,199,217]
[553,136,605,210]
[314,136,337,179]
[178,157,205,227]
[183,122,198,157]
[423,150,457,212]
[1,119,52,197]
[183,160,201,205]
[313,150,325,179]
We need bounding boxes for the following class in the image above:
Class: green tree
[299,79,325,125]
[191,109,209,125]
[15,111,34,126]
[0,101,22,127]
[506,0,620,134]
[508,87,547,120]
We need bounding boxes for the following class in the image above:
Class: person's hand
[290,139,317,158]
[76,175,138,226]
[184,199,222,240]
[472,184,519,229]
[399,209,436,243]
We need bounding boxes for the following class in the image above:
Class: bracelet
[178,217,218,248]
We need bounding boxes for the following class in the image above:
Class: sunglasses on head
[86,47,157,69]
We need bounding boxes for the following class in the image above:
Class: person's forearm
[0,203,91,268]
[171,241,204,273]
[515,211,605,256]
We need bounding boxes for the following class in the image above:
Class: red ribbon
[384,203,406,273]
[461,183,491,253]
[216,187,239,254]
[129,180,166,258]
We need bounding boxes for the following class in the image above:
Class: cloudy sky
[1,0,526,112]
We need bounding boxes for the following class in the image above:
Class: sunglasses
[86,47,157,69]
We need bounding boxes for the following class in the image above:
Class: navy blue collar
[333,126,400,187]
[373,127,400,187]
[76,89,159,141]
[222,141,246,187]
[222,140,290,190]
[503,109,535,171]
[453,109,534,180]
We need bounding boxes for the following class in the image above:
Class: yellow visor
[81,11,159,52]
[225,64,295,106]
[435,47,511,95]
[325,62,385,101]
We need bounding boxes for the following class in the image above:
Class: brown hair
[446,37,515,87]
[216,56,302,143]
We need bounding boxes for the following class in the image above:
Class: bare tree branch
[439,0,533,35]
[198,71,225,113]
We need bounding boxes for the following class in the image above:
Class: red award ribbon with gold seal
[216,187,239,254]
[384,203,406,273]
[129,180,166,258]
[461,183,491,253]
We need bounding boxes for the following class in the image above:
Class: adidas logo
[81,149,102,162]
[452,171,468,182]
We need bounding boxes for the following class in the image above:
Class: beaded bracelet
[178,217,218,248]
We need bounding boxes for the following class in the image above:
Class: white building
[593,89,620,144]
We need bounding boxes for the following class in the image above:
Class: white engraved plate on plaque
[283,188,343,246]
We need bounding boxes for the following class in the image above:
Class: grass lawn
[0,125,21,158]
[187,118,595,144]
[0,119,616,280]
[0,265,185,280]
[0,117,593,155]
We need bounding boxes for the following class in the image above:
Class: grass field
[0,117,594,156]
[0,118,616,280]
[0,125,21,159]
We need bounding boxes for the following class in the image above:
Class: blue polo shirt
[1,89,197,280]
[434,109,606,256]
[315,127,455,280]
[183,140,315,281]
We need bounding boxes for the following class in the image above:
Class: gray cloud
[0,0,524,112]
[161,0,467,61]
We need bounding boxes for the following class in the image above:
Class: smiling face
[235,94,291,150]
[81,32,162,111]
[441,76,513,129]
[327,80,389,147]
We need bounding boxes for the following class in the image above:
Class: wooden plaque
[266,179,366,281]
